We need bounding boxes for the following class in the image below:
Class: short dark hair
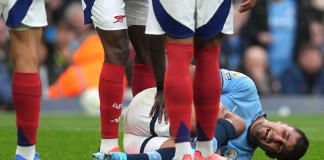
[266,128,309,160]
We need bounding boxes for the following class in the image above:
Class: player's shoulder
[221,69,256,91]
[221,69,247,80]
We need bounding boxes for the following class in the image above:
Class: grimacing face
[250,121,301,156]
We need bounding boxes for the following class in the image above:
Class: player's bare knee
[166,36,193,44]
[103,49,129,65]
[129,26,151,64]
[194,33,224,48]
[14,58,38,72]
[96,29,130,65]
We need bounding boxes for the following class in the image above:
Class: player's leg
[98,30,128,154]
[163,37,194,160]
[2,0,47,159]
[193,0,233,158]
[192,35,222,159]
[103,148,175,160]
[128,26,156,96]
[113,132,175,160]
[106,117,237,160]
[152,0,196,159]
[82,0,129,153]
[10,27,43,160]
[96,25,129,153]
[125,0,156,96]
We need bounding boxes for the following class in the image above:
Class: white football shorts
[146,0,233,39]
[123,87,172,153]
[124,133,171,153]
[82,0,150,30]
[0,0,47,29]
[125,0,149,27]
[82,0,128,30]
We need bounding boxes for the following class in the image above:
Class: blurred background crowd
[1,0,324,111]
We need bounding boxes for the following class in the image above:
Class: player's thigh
[195,0,233,40]
[125,0,149,27]
[128,25,151,64]
[83,0,128,30]
[152,0,195,39]
[9,28,42,72]
[124,133,171,153]
[1,0,47,28]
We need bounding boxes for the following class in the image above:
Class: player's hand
[239,0,257,13]
[149,90,168,124]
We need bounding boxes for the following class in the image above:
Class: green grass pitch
[0,113,323,159]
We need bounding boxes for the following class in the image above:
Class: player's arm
[149,35,168,124]
[218,104,246,138]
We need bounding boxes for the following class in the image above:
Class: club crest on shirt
[224,148,238,159]
[224,71,231,80]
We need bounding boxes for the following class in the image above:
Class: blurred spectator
[0,18,12,110]
[309,20,324,52]
[47,33,127,99]
[238,45,278,96]
[55,21,77,65]
[39,21,77,86]
[64,2,92,38]
[308,0,324,21]
[45,2,93,85]
[221,0,251,70]
[48,34,102,99]
[38,40,50,99]
[44,0,80,44]
[55,2,91,65]
[281,43,324,94]
[241,0,312,79]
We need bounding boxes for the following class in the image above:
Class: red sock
[164,43,193,143]
[99,63,125,139]
[13,72,41,146]
[131,63,156,96]
[194,46,221,141]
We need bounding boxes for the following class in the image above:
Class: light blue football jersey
[219,69,266,160]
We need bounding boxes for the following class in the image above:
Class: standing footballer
[148,0,257,159]
[81,0,164,158]
[0,0,47,159]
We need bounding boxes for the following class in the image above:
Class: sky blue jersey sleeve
[219,69,266,160]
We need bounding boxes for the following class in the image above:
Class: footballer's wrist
[156,80,164,91]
